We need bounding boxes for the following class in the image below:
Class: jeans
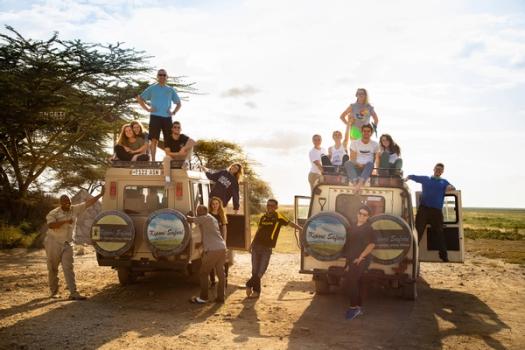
[378,153,403,176]
[344,160,374,183]
[246,245,272,293]
[342,259,370,307]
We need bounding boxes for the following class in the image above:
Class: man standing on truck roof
[163,121,195,188]
[45,187,105,300]
[245,199,303,298]
[136,69,182,162]
[406,163,456,262]
[343,124,379,193]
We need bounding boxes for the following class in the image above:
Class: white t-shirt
[309,147,326,174]
[350,139,379,165]
[387,151,399,163]
[328,145,347,166]
[46,203,87,243]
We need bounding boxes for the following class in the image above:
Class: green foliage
[0,224,38,248]
[194,139,273,213]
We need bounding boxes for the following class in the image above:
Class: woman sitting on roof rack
[114,124,149,161]
[130,120,150,157]
[375,134,402,176]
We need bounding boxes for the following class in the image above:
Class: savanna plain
[0,208,524,349]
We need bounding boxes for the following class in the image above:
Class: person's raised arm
[85,186,105,208]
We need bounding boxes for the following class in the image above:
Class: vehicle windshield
[123,186,167,215]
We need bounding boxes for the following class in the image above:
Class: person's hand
[353,256,364,265]
[344,265,350,272]
[148,106,155,113]
[169,109,176,117]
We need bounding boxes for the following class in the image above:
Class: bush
[0,224,39,249]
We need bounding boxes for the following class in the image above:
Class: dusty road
[0,247,524,350]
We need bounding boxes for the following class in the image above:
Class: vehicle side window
[192,182,204,210]
[124,186,167,215]
[335,194,385,223]
[442,195,458,224]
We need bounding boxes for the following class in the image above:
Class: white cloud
[2,0,525,207]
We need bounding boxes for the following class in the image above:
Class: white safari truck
[294,173,463,300]
[90,160,251,285]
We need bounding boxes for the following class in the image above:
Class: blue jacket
[408,175,451,209]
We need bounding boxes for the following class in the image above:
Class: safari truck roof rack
[319,166,405,188]
[110,159,192,169]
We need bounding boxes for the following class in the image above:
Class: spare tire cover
[301,212,350,261]
[145,208,190,257]
[91,210,135,257]
[369,214,413,265]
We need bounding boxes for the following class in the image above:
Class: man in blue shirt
[136,69,182,161]
[406,163,455,262]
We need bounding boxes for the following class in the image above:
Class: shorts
[149,115,172,141]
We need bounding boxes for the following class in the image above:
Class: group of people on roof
[308,88,403,193]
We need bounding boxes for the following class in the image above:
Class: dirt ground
[0,248,524,350]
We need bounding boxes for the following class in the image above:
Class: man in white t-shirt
[45,188,104,300]
[343,124,379,193]
[308,134,327,191]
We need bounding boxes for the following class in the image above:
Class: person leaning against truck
[45,187,104,300]
[405,163,455,262]
[245,199,303,298]
[136,68,182,161]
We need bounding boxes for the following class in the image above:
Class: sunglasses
[172,126,180,129]
[157,74,167,77]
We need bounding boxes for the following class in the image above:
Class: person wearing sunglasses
[136,69,182,161]
[343,205,378,320]
[163,121,195,187]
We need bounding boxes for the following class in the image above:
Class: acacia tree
[194,139,273,213]
[0,26,193,223]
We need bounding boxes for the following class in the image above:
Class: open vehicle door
[417,190,464,263]
[295,195,311,272]
[225,182,251,250]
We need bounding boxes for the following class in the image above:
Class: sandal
[189,296,207,304]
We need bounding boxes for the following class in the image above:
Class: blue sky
[1,0,525,207]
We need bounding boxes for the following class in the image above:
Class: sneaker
[190,296,207,304]
[345,307,362,320]
[68,293,87,301]
[245,286,253,298]
[49,292,60,299]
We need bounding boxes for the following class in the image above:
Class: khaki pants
[199,249,226,301]
[308,172,323,191]
[44,237,77,295]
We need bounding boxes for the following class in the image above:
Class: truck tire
[117,267,136,286]
[314,275,330,294]
[402,281,417,300]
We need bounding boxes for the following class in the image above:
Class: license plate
[131,169,161,176]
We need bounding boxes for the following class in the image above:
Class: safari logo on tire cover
[369,214,412,265]
[91,211,135,256]
[145,209,190,256]
[302,212,349,261]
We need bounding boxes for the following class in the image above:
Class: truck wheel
[314,275,330,294]
[402,281,417,300]
[117,267,136,286]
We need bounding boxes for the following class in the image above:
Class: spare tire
[369,214,413,265]
[91,211,135,257]
[301,212,350,261]
[145,208,191,257]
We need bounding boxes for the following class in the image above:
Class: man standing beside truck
[245,199,303,298]
[406,163,455,262]
[45,187,105,300]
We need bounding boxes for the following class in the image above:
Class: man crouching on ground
[45,186,104,300]
[187,205,227,304]
[246,199,303,298]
